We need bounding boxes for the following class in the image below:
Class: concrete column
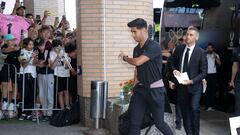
[23,0,65,25]
[76,0,153,98]
[76,0,153,127]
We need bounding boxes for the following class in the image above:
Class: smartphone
[55,17,59,23]
[36,15,41,24]
[1,1,6,10]
[36,15,41,20]
[62,15,66,21]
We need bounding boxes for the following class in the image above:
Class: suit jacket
[169,44,208,94]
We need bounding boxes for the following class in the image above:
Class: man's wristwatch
[123,55,128,61]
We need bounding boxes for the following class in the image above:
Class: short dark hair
[65,43,76,53]
[66,32,73,38]
[207,42,214,47]
[22,38,33,48]
[127,18,147,29]
[16,6,26,11]
[52,39,62,48]
[25,13,33,18]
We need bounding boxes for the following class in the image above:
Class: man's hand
[14,46,20,51]
[202,79,207,85]
[118,51,127,61]
[229,81,235,88]
[173,70,181,76]
[43,10,50,18]
[37,60,45,68]
[70,68,77,76]
[168,81,176,89]
[182,80,193,85]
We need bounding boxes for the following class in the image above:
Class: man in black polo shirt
[119,18,173,135]
[230,47,240,116]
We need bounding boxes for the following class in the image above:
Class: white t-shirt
[50,49,70,77]
[207,52,220,74]
[19,49,37,78]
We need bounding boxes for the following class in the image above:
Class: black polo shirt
[133,38,163,85]
[233,47,240,63]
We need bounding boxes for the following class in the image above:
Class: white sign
[229,116,240,135]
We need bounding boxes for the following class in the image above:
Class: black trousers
[129,85,173,135]
[178,85,201,135]
[175,102,182,126]
[204,73,217,108]
[18,74,35,115]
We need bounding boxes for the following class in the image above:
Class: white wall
[153,0,164,8]
[65,0,76,29]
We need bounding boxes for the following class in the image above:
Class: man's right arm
[230,62,238,87]
[168,45,181,76]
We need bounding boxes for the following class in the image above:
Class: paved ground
[0,110,233,135]
[176,110,232,135]
[0,120,89,135]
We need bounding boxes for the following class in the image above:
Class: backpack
[118,109,154,135]
[50,108,73,127]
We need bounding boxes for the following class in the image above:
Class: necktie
[183,48,190,72]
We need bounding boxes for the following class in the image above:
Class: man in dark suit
[169,26,207,135]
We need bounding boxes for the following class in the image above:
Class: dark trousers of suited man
[230,47,240,116]
[170,26,207,135]
[234,75,240,116]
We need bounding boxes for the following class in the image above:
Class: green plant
[120,79,134,93]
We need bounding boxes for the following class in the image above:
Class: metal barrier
[90,81,108,129]
[0,52,73,124]
[0,63,18,120]
[20,67,62,125]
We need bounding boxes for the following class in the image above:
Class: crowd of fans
[0,0,78,122]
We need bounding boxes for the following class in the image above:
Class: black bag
[50,109,73,127]
[118,109,154,135]
[70,96,80,124]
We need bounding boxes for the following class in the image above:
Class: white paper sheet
[174,72,189,84]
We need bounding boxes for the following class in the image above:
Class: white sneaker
[8,110,17,119]
[2,101,8,110]
[0,111,3,120]
[7,103,15,111]
[206,107,215,111]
